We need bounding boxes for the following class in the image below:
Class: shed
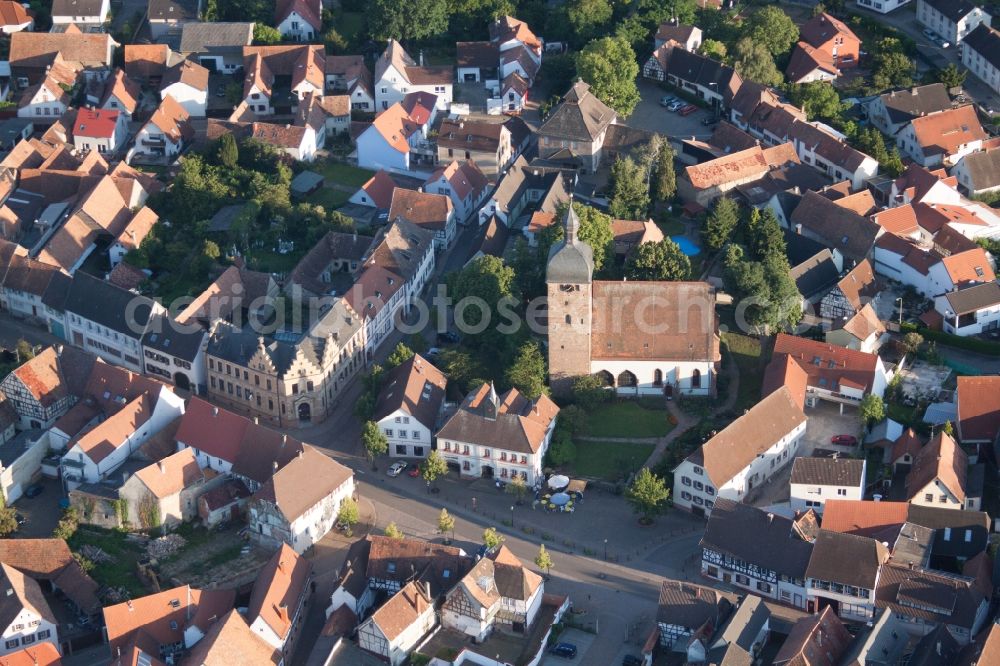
[291,170,325,198]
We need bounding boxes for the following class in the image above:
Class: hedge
[901,322,1000,355]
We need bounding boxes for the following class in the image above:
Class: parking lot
[11,476,64,537]
[629,79,717,140]
[541,628,597,666]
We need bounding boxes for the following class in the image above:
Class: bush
[901,323,1000,355]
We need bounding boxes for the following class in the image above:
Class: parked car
[701,116,718,126]
[407,465,421,478]
[24,485,43,498]
[938,36,951,48]
[679,104,698,116]
[830,434,858,447]
[550,643,578,659]
[426,347,442,358]
[387,461,407,477]
[659,95,678,107]
[667,100,685,112]
[922,28,937,41]
[437,331,460,344]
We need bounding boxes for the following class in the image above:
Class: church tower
[546,202,593,396]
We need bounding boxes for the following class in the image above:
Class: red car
[407,465,421,478]
[678,104,698,116]
[830,434,858,447]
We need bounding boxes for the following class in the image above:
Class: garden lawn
[317,162,375,189]
[305,186,351,210]
[722,331,765,411]
[572,440,655,481]
[69,527,148,598]
[585,401,671,438]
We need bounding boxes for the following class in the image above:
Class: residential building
[840,609,909,665]
[934,281,1000,336]
[825,304,888,353]
[100,69,141,121]
[325,54,374,111]
[795,13,860,72]
[0,644,60,666]
[768,333,890,409]
[804,530,888,621]
[678,143,800,207]
[318,94,350,136]
[787,121,879,190]
[875,563,989,643]
[248,121,319,163]
[654,581,731,661]
[0,2,32,32]
[905,431,981,510]
[179,22,254,73]
[183,610,280,665]
[134,94,193,159]
[205,299,365,426]
[275,0,321,42]
[491,16,541,86]
[50,0,109,26]
[956,375,1000,445]
[374,354,447,459]
[361,215,436,308]
[962,23,1000,94]
[706,595,770,664]
[72,108,126,155]
[373,40,452,111]
[609,218,664,261]
[537,81,617,173]
[159,59,209,117]
[285,230,373,297]
[424,160,489,224]
[700,499,814,608]
[124,44,171,85]
[357,581,435,666]
[436,119,513,179]
[644,46,741,114]
[867,83,954,137]
[654,22,702,50]
[17,59,76,121]
[9,32,117,86]
[874,234,995,297]
[102,585,236,660]
[387,188,456,250]
[951,146,1000,196]
[0,563,58,658]
[456,41,498,83]
[436,382,559,485]
[241,44,325,114]
[0,539,101,618]
[857,0,911,11]
[440,545,543,641]
[897,106,987,168]
[673,386,807,516]
[247,544,312,657]
[790,457,866,514]
[248,446,355,553]
[0,256,62,324]
[479,156,572,226]
[819,259,880,321]
[344,265,407,358]
[356,102,431,172]
[917,0,990,45]
[148,0,201,39]
[774,607,852,666]
[140,313,206,393]
[117,448,206,528]
[0,347,81,431]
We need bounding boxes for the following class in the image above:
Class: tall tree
[625,468,671,524]
[935,63,967,89]
[420,450,448,489]
[216,133,238,169]
[743,6,799,56]
[576,36,641,118]
[541,202,616,273]
[534,544,553,577]
[699,39,727,61]
[702,197,739,252]
[625,239,691,281]
[384,522,404,539]
[871,38,914,91]
[787,81,845,122]
[609,156,650,219]
[860,394,885,428]
[654,141,677,202]
[732,38,783,87]
[437,508,455,542]
[362,421,388,467]
[564,0,612,45]
[505,341,548,400]
[506,474,528,503]
[386,342,415,369]
[253,23,282,44]
[369,0,450,41]
[446,255,518,350]
[337,498,360,536]
[482,527,505,550]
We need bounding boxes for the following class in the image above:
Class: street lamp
[604,538,608,561]
[896,297,904,326]
[510,505,515,528]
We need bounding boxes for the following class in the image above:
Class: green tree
[543,202,615,273]
[14,339,34,363]
[625,239,691,281]
[323,26,348,53]
[386,342,415,369]
[942,420,955,436]
[437,508,455,542]
[546,427,577,465]
[505,341,548,400]
[217,133,238,169]
[882,149,905,178]
[732,38,783,87]
[202,240,220,262]
[506,474,528,503]
[743,207,786,261]
[534,543,553,577]
[576,36,641,118]
[337,497,360,536]
[565,0,611,44]
[369,0,450,41]
[699,38,727,61]
[253,23,283,44]
[744,6,799,56]
[446,255,518,350]
[625,468,670,524]
[421,450,448,488]
[572,374,611,411]
[935,63,967,89]
[788,81,845,122]
[483,526,505,550]
[654,141,677,202]
[362,421,388,467]
[723,245,802,333]
[860,394,885,428]
[702,197,739,252]
[871,39,914,91]
[0,489,16,537]
[384,521,404,539]
[609,156,651,219]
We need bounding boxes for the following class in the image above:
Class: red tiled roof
[0,1,30,27]
[820,499,909,540]
[772,333,880,393]
[910,105,987,158]
[957,376,1000,443]
[940,247,995,286]
[74,108,119,139]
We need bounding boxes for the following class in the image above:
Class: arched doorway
[617,370,637,388]
[173,372,190,391]
[595,370,615,387]
[692,369,702,389]
[653,369,663,387]
[297,402,312,422]
[482,465,494,479]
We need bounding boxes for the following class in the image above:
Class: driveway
[629,79,716,141]
[11,477,65,537]
[540,628,596,666]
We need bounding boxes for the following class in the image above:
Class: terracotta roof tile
[840,303,885,341]
[940,247,995,286]
[160,59,209,92]
[800,12,859,48]
[368,581,432,641]
[274,0,320,31]
[0,644,61,666]
[70,394,153,464]
[388,187,452,231]
[10,31,116,69]
[134,448,203,499]
[910,105,986,158]
[254,446,353,522]
[0,0,30,27]
[370,103,421,154]
[182,609,279,665]
[872,205,920,236]
[774,606,851,666]
[246,544,311,641]
[957,376,1000,442]
[773,333,880,392]
[102,68,141,114]
[373,353,447,429]
[146,94,193,144]
[124,44,169,80]
[9,347,68,406]
[786,41,839,83]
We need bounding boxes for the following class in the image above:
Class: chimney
[253,416,259,425]
[767,512,774,523]
[424,581,431,601]
[158,461,165,473]
[273,461,279,472]
[795,223,803,235]
[212,406,219,417]
[419,50,425,66]
[127,600,134,611]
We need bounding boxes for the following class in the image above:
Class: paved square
[541,628,597,666]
